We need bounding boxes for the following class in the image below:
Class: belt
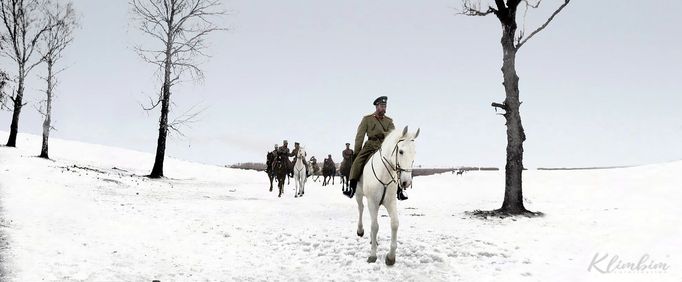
[367,136,384,141]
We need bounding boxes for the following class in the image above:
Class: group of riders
[266,140,342,179]
[266,95,408,201]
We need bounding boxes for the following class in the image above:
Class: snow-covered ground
[0,131,680,281]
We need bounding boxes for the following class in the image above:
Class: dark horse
[339,158,351,190]
[273,154,289,197]
[322,160,336,186]
[266,151,276,191]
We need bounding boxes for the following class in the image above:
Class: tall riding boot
[397,187,408,201]
[343,179,357,198]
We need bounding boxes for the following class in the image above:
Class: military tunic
[277,146,292,172]
[290,146,307,167]
[349,114,395,181]
[342,148,354,161]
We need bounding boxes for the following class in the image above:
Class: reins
[370,139,412,205]
[294,151,306,176]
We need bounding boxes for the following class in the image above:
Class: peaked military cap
[373,96,387,105]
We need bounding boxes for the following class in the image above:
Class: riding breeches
[349,140,382,181]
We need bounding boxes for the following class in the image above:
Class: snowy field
[0,131,680,282]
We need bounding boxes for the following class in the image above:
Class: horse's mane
[380,127,406,153]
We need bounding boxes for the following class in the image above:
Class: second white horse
[293,147,308,198]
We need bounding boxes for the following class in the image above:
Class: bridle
[371,139,413,205]
[295,150,306,175]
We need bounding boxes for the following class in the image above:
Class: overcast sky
[1,0,681,168]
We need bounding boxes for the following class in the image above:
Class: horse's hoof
[357,230,364,237]
[367,256,377,263]
[385,255,396,266]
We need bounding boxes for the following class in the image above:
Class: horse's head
[297,146,306,160]
[389,126,420,189]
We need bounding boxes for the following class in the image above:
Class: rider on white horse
[293,146,308,197]
[291,142,311,178]
[343,96,408,201]
[351,126,419,265]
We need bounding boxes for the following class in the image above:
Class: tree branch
[516,0,570,49]
[167,103,206,137]
[141,85,163,111]
[492,102,508,111]
[515,0,542,45]
[459,1,497,16]
[523,0,542,8]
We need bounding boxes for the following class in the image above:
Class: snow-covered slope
[1,131,680,281]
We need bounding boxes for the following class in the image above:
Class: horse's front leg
[356,193,364,237]
[294,177,299,198]
[367,202,379,263]
[298,178,302,196]
[271,178,274,191]
[385,200,399,266]
[269,175,273,191]
[298,175,303,196]
[301,176,305,195]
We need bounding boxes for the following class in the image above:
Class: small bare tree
[0,0,51,147]
[131,0,225,178]
[461,0,571,215]
[36,0,77,159]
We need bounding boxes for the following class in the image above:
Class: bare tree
[36,1,77,159]
[131,0,225,178]
[0,0,51,147]
[461,0,571,215]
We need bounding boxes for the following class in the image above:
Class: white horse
[293,147,308,198]
[354,126,419,266]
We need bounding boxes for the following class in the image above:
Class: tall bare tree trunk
[149,82,170,178]
[6,67,25,147]
[499,24,527,213]
[39,60,54,159]
[149,32,174,178]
